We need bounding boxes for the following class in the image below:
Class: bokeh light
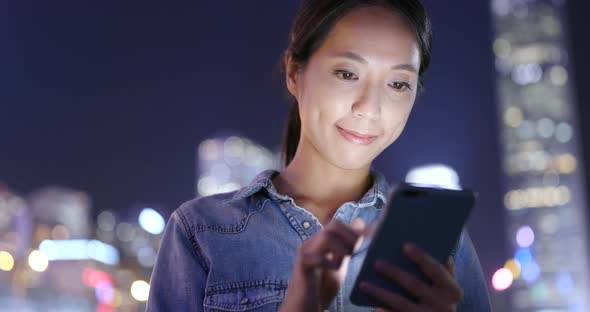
[138,208,165,235]
[116,223,136,242]
[28,250,49,272]
[516,225,535,248]
[514,248,533,266]
[82,268,113,287]
[504,259,522,279]
[522,261,541,283]
[0,251,15,271]
[556,271,574,295]
[95,281,115,305]
[492,268,513,291]
[98,211,116,232]
[130,280,150,302]
[504,106,523,128]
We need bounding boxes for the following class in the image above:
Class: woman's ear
[284,53,300,99]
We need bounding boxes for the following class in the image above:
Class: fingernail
[351,218,366,230]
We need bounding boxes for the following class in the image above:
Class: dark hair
[279,0,432,168]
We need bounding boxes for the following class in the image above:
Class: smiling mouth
[336,125,378,145]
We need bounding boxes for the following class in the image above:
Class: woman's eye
[389,81,412,92]
[333,70,358,81]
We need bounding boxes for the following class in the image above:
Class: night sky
[2,0,589,292]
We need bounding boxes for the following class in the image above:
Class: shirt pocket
[203,280,287,312]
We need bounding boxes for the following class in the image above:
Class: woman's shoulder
[173,169,280,230]
[173,189,268,233]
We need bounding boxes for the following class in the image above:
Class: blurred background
[1,0,590,311]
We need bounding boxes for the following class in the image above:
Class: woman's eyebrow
[330,50,418,74]
[391,63,418,74]
[331,50,368,64]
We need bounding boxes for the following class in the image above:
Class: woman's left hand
[359,243,463,312]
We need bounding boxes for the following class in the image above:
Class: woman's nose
[352,84,382,121]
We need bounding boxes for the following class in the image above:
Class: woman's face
[286,5,421,170]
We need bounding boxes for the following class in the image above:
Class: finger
[359,282,420,312]
[374,260,458,307]
[299,252,328,269]
[317,234,349,268]
[299,249,344,271]
[327,219,363,247]
[326,219,371,257]
[350,217,366,232]
[350,218,372,253]
[350,221,379,255]
[404,243,455,286]
[446,257,456,277]
[304,230,354,269]
[361,221,378,237]
[404,244,463,300]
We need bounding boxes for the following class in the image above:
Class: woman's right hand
[279,218,368,312]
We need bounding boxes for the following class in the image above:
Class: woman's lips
[336,126,378,145]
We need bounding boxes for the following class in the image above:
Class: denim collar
[230,167,390,209]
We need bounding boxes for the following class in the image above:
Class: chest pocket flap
[204,280,287,312]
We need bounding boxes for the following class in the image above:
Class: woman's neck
[271,141,373,224]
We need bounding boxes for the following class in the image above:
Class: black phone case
[349,183,475,308]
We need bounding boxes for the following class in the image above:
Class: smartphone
[349,182,476,308]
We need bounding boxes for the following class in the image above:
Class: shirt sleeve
[146,209,208,312]
[454,230,492,312]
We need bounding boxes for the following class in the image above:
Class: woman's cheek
[314,85,356,112]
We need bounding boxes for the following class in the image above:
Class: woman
[147,0,492,311]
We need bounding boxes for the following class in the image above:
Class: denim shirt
[147,169,492,312]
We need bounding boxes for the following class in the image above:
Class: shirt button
[240,298,249,304]
[302,221,311,229]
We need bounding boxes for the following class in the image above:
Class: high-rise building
[0,185,30,264]
[28,187,92,240]
[196,134,280,197]
[491,0,590,310]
